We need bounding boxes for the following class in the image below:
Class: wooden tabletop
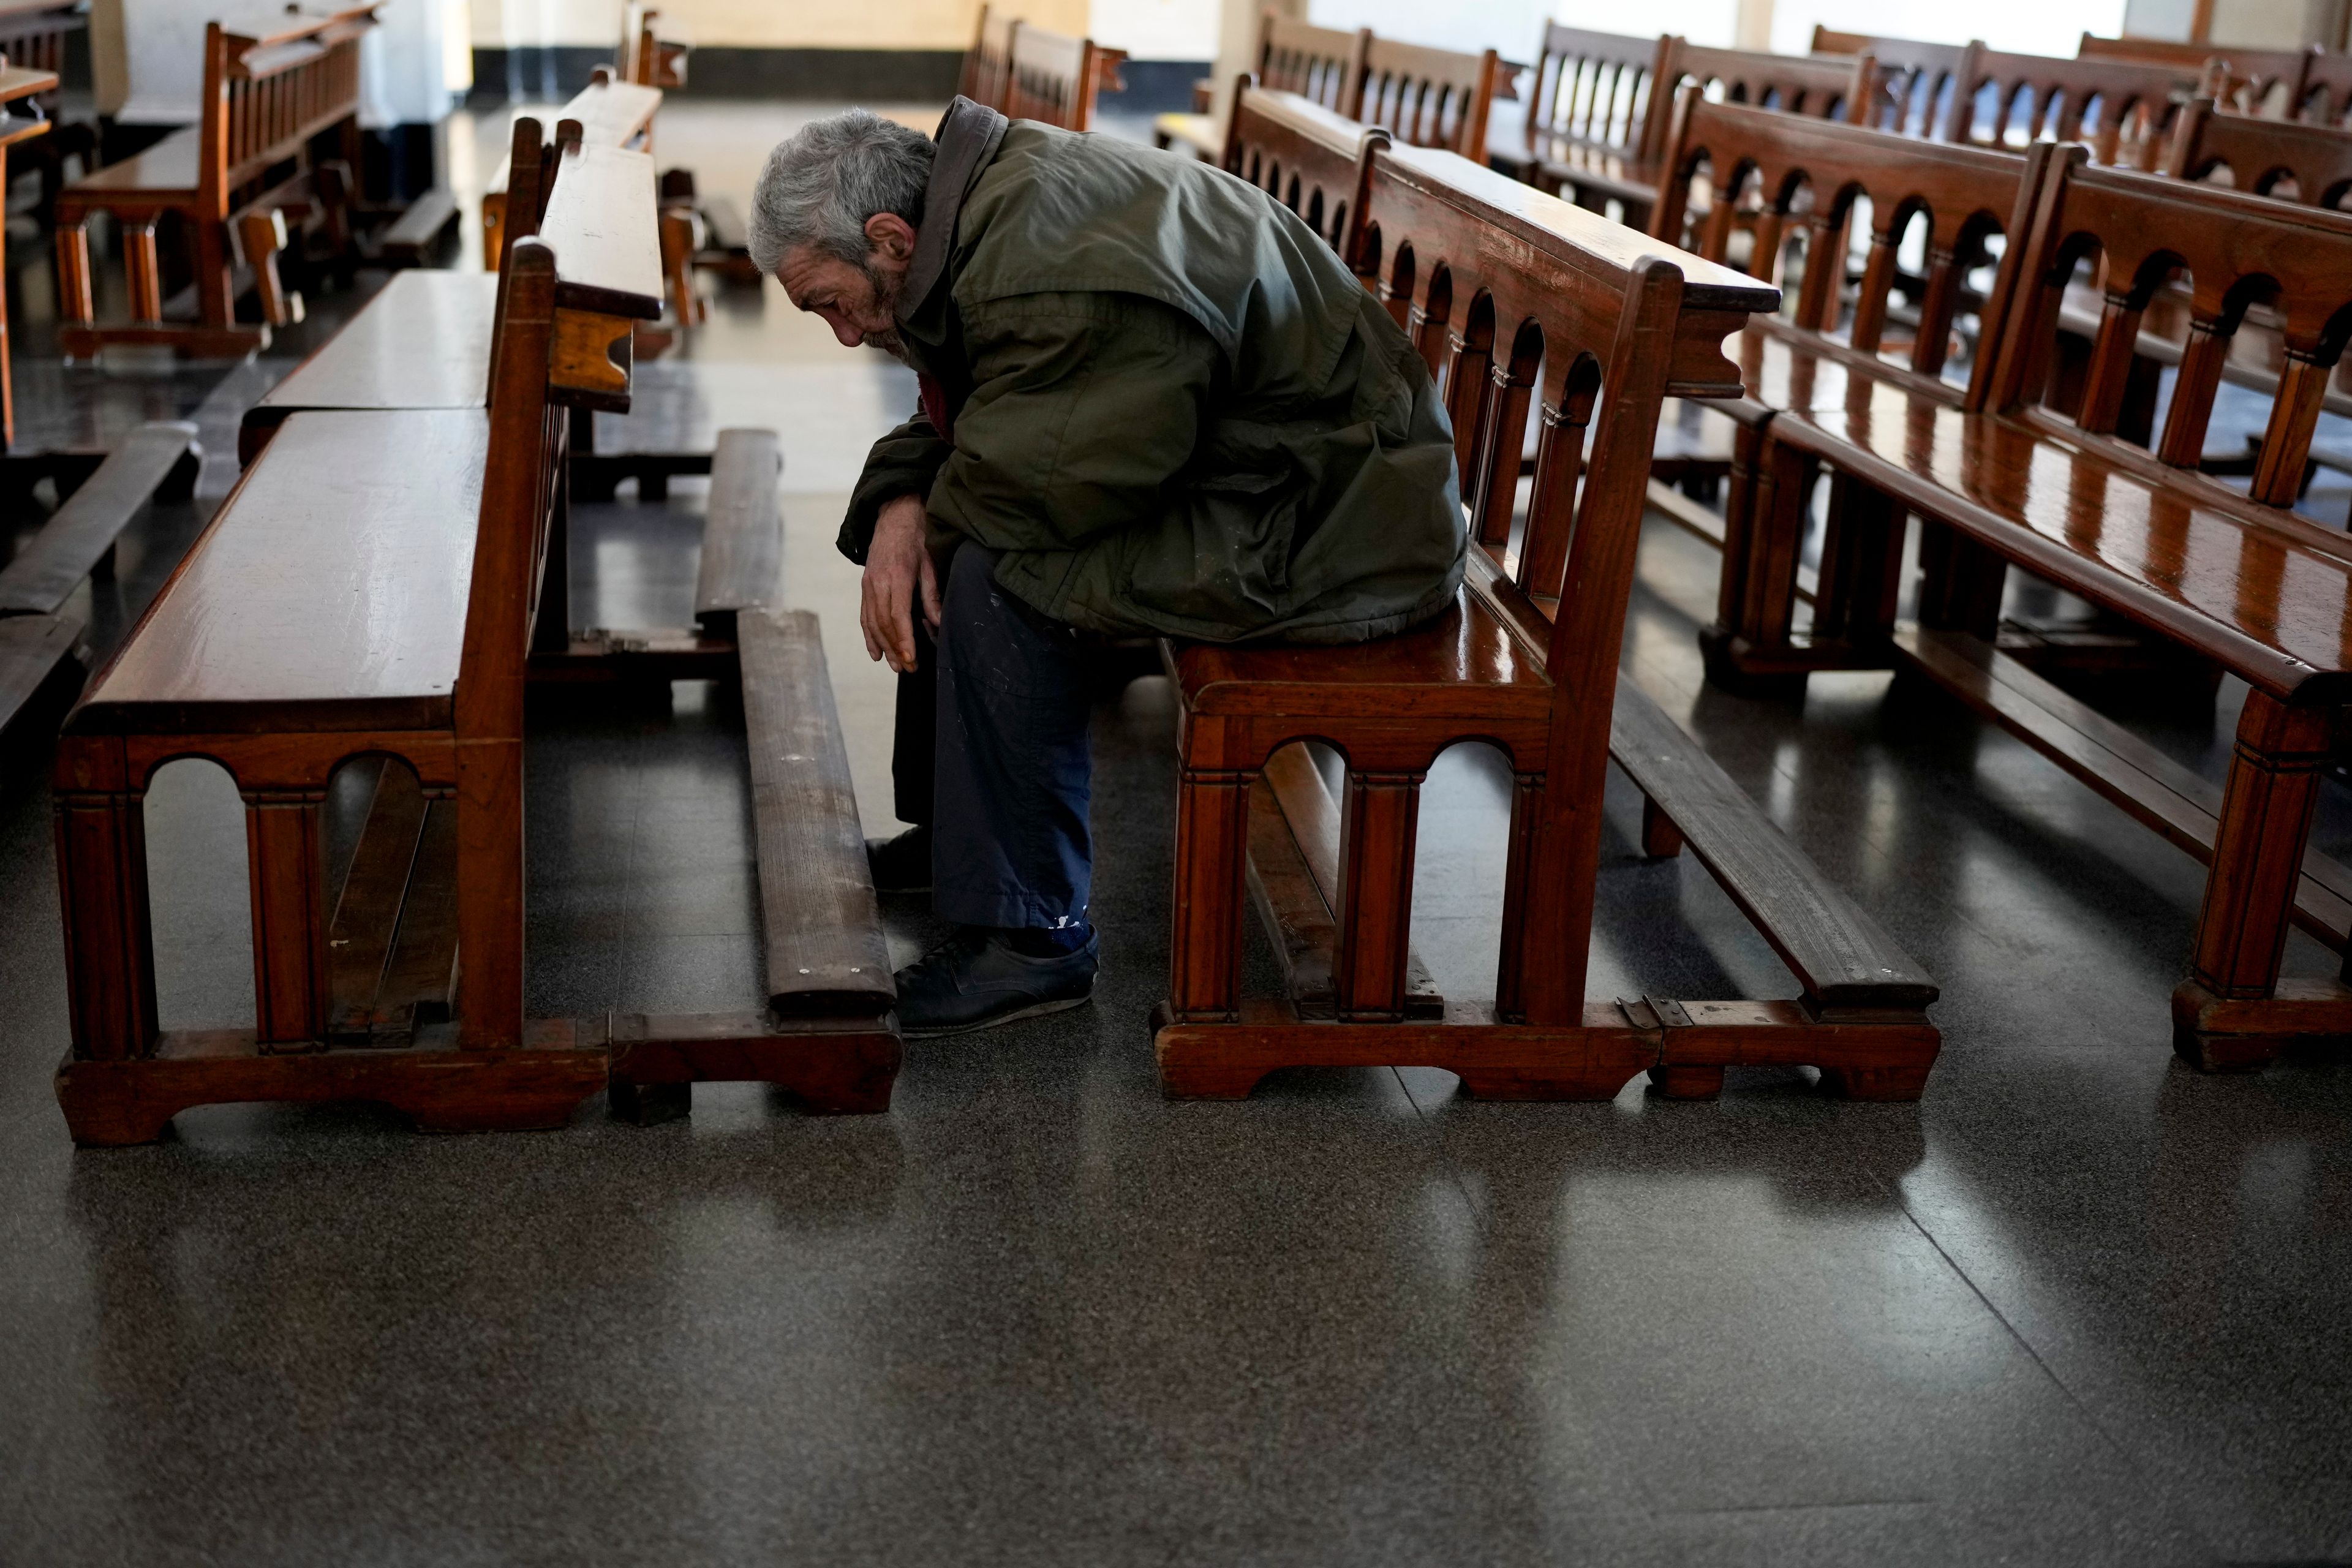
[258,272,497,413]
[77,410,486,735]
[563,78,662,148]
[538,141,664,320]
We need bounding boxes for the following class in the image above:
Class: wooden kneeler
[1153,145,1941,1102]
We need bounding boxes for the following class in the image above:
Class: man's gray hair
[748,109,936,276]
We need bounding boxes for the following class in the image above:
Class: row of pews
[1193,15,2352,1091]
[45,100,895,1142]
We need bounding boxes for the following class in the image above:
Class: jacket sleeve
[924,293,1216,554]
[839,407,953,565]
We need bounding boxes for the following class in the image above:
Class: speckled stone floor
[0,99,2348,1568]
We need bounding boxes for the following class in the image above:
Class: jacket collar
[898,96,1009,324]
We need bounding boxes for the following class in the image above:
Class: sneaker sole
[902,990,1093,1040]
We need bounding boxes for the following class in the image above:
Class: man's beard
[859,263,913,366]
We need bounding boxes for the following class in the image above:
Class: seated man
[748,99,1464,1038]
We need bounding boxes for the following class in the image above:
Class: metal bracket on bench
[1616,995,1693,1033]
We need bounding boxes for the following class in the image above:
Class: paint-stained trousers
[891,543,1093,931]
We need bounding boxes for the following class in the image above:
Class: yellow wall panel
[471,0,1094,50]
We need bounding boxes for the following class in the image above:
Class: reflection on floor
[1,99,2348,1568]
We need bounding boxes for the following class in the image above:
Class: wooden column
[245,790,329,1048]
[2189,692,2332,1000]
[1168,765,1252,1022]
[55,762,160,1063]
[1496,769,1580,1026]
[123,221,162,323]
[1333,768,1422,1022]
[53,220,93,327]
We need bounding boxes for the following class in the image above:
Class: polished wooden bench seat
[481,74,659,272]
[53,7,377,359]
[1156,139,1941,1102]
[239,270,497,459]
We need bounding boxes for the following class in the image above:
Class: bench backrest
[1355,143,1775,654]
[1811,29,1977,138]
[1355,36,1504,158]
[1223,82,1378,261]
[2167,97,2352,205]
[198,7,375,218]
[1004,21,1125,132]
[1653,93,2048,410]
[960,6,1017,110]
[0,0,77,110]
[1951,48,2198,168]
[2079,32,2306,117]
[2299,50,2352,126]
[1256,14,1368,115]
[1993,144,2352,506]
[1521,25,1672,165]
[1664,42,1870,127]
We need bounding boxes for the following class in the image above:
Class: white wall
[1093,0,1219,57]
[1768,0,2127,56]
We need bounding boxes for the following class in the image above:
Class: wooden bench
[51,137,892,1145]
[1155,135,1940,1102]
[243,119,769,682]
[1810,29,1977,137]
[1512,34,1872,225]
[1003,20,1126,132]
[1156,14,1366,157]
[53,6,377,360]
[0,0,92,220]
[1948,47,2201,168]
[1490,24,1670,217]
[2078,31,2308,117]
[1649,96,2048,688]
[0,55,56,450]
[620,2,687,90]
[481,73,660,275]
[1704,126,2352,1071]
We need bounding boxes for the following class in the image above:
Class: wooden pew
[1512,36,1872,223]
[0,53,56,448]
[1700,124,2352,1071]
[52,6,377,359]
[51,138,895,1145]
[1490,24,1670,211]
[1650,96,2048,688]
[1003,20,1127,132]
[1158,15,1367,157]
[1155,131,1940,1102]
[2299,50,2352,124]
[481,72,660,276]
[243,119,762,677]
[0,0,94,219]
[2079,31,2309,117]
[960,4,1019,110]
[1355,34,1509,159]
[1810,29,1977,137]
[1947,47,2201,168]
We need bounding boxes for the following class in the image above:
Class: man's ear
[865,212,918,262]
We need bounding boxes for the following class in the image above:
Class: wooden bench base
[2173,977,2352,1071]
[1152,998,1938,1102]
[55,1020,610,1147]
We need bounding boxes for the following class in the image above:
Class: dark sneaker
[866,824,933,892]
[895,929,1099,1038]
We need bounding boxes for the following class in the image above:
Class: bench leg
[55,219,95,329]
[1334,769,1423,1022]
[192,217,236,332]
[1166,766,1252,1025]
[1497,769,1582,1028]
[55,774,160,1063]
[245,790,330,1050]
[123,221,163,324]
[1916,519,2006,637]
[2173,693,2347,1071]
[1640,795,1684,859]
[1700,426,1814,695]
[456,737,527,1050]
[1811,476,1902,649]
[238,209,299,329]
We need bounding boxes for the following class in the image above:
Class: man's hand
[861,494,943,674]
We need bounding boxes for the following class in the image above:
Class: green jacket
[843,99,1464,644]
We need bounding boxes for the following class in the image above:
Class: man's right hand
[861,494,942,674]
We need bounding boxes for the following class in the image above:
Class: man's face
[776,213,918,361]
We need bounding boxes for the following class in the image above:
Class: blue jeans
[891,544,1092,930]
